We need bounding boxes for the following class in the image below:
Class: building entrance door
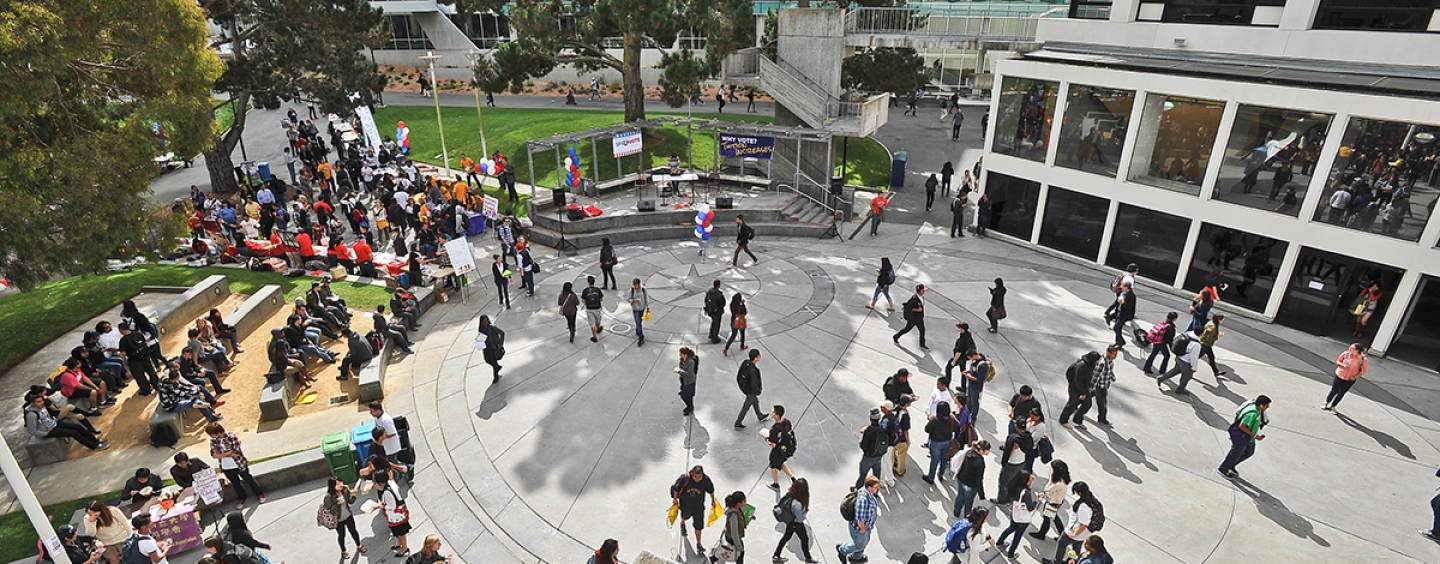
[1275,247,1404,346]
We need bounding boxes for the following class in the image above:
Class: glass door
[1276,247,1404,346]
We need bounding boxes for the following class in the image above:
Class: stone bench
[358,287,435,403]
[149,408,186,439]
[230,285,284,340]
[27,435,73,466]
[258,366,300,422]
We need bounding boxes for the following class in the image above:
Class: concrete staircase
[780,195,836,226]
[722,49,889,137]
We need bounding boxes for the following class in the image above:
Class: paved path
[377,224,1440,564]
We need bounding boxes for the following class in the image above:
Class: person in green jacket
[1219,395,1270,478]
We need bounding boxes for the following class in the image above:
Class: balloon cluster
[693,203,714,241]
[477,158,499,175]
[563,147,582,189]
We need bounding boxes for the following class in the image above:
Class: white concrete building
[983,0,1440,366]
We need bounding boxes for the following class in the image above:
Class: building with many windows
[982,0,1440,366]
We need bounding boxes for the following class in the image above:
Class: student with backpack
[1218,395,1271,479]
[764,405,797,489]
[944,507,995,564]
[477,315,505,383]
[582,276,605,342]
[1155,331,1202,394]
[1142,312,1179,374]
[866,258,897,311]
[671,465,718,554]
[837,476,880,563]
[1058,352,1100,428]
[124,514,170,564]
[855,407,889,490]
[883,398,912,478]
[995,470,1039,559]
[771,478,816,563]
[1041,482,1102,564]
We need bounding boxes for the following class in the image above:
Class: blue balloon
[701,231,711,241]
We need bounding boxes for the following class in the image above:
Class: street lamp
[419,51,451,176]
[466,49,490,158]
[0,434,73,564]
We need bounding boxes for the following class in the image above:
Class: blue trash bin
[257,161,273,182]
[889,151,907,188]
[352,422,376,464]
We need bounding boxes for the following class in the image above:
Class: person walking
[734,349,765,429]
[476,315,505,383]
[953,437,992,518]
[672,465,718,554]
[582,276,605,342]
[892,284,929,349]
[867,258,897,311]
[1142,312,1179,374]
[599,237,618,290]
[1111,283,1137,348]
[1041,481,1099,564]
[945,323,977,382]
[1102,264,1137,324]
[868,193,888,236]
[676,347,699,416]
[772,478,816,563]
[765,405,797,489]
[207,423,265,506]
[321,477,365,559]
[1218,395,1271,478]
[724,293,748,356]
[417,73,431,97]
[746,89,756,113]
[1196,314,1228,377]
[986,278,1006,333]
[1324,343,1369,411]
[558,282,581,343]
[951,109,964,141]
[1156,332,1202,394]
[925,174,938,211]
[374,470,411,557]
[1077,346,1118,427]
[705,280,726,343]
[996,470,1039,559]
[960,349,991,424]
[1059,352,1101,428]
[1422,466,1440,541]
[837,476,881,563]
[1030,460,1071,541]
[921,402,955,485]
[855,407,888,490]
[940,162,955,197]
[629,278,649,346]
[993,427,1030,504]
[732,215,758,267]
[949,193,968,238]
[491,254,512,309]
[712,491,748,564]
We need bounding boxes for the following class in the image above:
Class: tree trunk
[204,93,250,194]
[622,33,646,123]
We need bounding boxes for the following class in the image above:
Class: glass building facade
[1038,187,1109,260]
[993,77,1059,162]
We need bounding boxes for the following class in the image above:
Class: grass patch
[834,136,891,189]
[215,99,236,134]
[0,265,395,375]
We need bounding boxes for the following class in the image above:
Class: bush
[609,80,623,92]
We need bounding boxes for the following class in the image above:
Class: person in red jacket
[353,237,376,277]
[297,231,316,261]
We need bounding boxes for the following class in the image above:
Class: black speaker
[637,199,656,212]
[715,196,734,209]
[551,188,566,209]
[567,208,585,221]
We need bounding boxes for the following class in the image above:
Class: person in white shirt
[1047,482,1098,564]
[925,376,954,419]
[1155,335,1202,394]
[369,401,413,479]
[96,321,123,354]
[131,514,172,564]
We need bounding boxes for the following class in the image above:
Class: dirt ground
[69,296,361,459]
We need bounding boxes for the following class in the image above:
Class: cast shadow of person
[1067,427,1144,484]
[1230,476,1331,547]
[1335,412,1416,460]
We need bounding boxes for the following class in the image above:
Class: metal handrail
[843,6,1056,39]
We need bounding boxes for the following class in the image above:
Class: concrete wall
[230,285,286,341]
[777,8,845,95]
[153,275,231,339]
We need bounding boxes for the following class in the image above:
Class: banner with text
[718,134,774,159]
[355,105,383,151]
[612,130,642,157]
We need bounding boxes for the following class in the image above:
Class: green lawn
[0,495,97,563]
[0,265,395,375]
[215,99,236,134]
[374,106,890,192]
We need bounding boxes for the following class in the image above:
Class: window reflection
[1057,85,1133,179]
[983,172,1042,240]
[994,77,1058,162]
[1106,204,1192,285]
[1184,223,1289,313]
[1039,187,1110,261]
[1128,94,1225,196]
[1312,117,1440,242]
[1213,105,1331,216]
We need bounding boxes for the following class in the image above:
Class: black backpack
[120,534,151,564]
[881,413,902,446]
[704,291,725,315]
[489,327,506,350]
[1172,333,1192,356]
[582,288,602,309]
[150,422,179,448]
[773,493,797,523]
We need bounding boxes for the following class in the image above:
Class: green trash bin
[321,431,359,484]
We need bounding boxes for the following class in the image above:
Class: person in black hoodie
[225,511,271,553]
[1058,351,1102,428]
[953,439,991,518]
[733,349,763,429]
[945,322,976,382]
[1112,283,1138,348]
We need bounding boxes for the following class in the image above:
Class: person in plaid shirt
[837,476,881,562]
[1078,345,1119,427]
[207,423,266,506]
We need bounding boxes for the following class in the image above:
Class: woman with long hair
[1030,460,1071,540]
[867,257,896,311]
[588,539,620,564]
[321,477,365,558]
[1075,535,1112,564]
[772,478,816,562]
[83,500,132,564]
[923,402,956,484]
[558,282,581,343]
[715,491,749,564]
[723,293,748,356]
[1050,481,1099,564]
[477,315,504,383]
[205,308,244,354]
[375,470,411,557]
[411,534,455,564]
[957,506,996,563]
[953,439,990,519]
[995,470,1037,559]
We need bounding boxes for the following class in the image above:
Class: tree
[0,0,221,289]
[842,48,929,95]
[199,0,389,193]
[448,0,754,122]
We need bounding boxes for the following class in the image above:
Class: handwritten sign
[718,134,774,159]
[482,195,500,219]
[193,468,223,506]
[612,130,642,157]
[446,237,477,276]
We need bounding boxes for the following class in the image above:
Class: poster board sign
[612,130,642,157]
[482,196,500,219]
[445,237,477,276]
[193,468,223,506]
[355,105,383,150]
[718,134,774,159]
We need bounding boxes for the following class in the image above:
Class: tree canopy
[842,47,929,95]
[449,0,754,122]
[0,0,222,289]
[199,0,389,193]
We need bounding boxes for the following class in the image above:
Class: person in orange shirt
[453,181,470,209]
[459,154,479,186]
[317,161,333,181]
[868,193,889,236]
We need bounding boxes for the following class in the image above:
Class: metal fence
[844,6,1060,40]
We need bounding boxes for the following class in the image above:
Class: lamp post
[466,49,490,157]
[0,434,72,564]
[419,51,451,176]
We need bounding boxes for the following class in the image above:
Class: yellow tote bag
[667,501,680,526]
[707,500,723,527]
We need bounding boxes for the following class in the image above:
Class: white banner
[193,468,224,506]
[612,130,642,157]
[445,237,477,276]
[355,105,383,151]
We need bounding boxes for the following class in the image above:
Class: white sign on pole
[355,105,383,151]
[612,130,642,157]
[482,195,500,219]
[193,468,224,506]
[446,237,477,276]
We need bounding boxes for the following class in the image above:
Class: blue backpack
[120,534,151,564]
[944,519,973,554]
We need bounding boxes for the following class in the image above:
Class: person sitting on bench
[157,362,223,422]
[267,328,317,388]
[291,299,342,341]
[285,314,338,364]
[373,306,414,355]
[24,391,107,451]
[294,297,345,336]
[389,289,420,331]
[56,358,112,410]
[179,347,231,396]
[187,328,235,373]
[338,330,374,381]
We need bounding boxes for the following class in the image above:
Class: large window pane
[1213,105,1332,216]
[1128,94,1225,196]
[1057,85,1134,179]
[1106,204,1192,284]
[994,77,1058,162]
[1183,223,1289,313]
[1311,117,1440,242]
[1315,0,1440,31]
[982,172,1042,240]
[1388,275,1440,369]
[1039,187,1110,261]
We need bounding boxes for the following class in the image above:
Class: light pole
[0,434,72,564]
[466,49,490,157]
[419,51,451,176]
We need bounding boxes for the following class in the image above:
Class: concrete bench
[27,435,73,466]
[357,338,391,403]
[149,408,186,439]
[258,366,300,422]
[230,285,284,340]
